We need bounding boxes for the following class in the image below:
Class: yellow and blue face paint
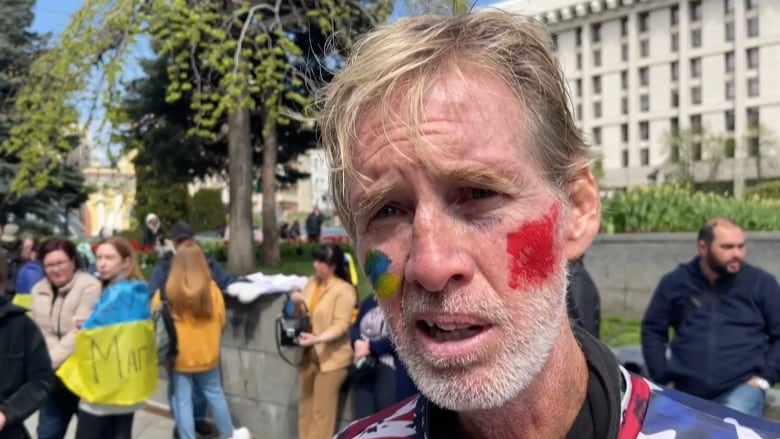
[364,250,401,300]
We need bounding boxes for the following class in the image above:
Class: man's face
[349,71,576,411]
[701,224,746,277]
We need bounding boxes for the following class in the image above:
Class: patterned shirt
[334,367,780,439]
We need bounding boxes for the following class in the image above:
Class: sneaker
[229,427,251,439]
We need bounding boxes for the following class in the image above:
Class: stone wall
[580,232,780,319]
[218,294,354,438]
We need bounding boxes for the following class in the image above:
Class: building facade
[491,0,780,193]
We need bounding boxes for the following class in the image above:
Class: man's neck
[698,258,719,285]
[458,323,589,439]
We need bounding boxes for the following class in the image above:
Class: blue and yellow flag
[57,280,158,406]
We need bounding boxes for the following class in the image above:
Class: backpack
[153,283,178,369]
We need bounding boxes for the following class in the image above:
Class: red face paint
[505,205,560,290]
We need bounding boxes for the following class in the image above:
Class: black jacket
[566,257,602,339]
[0,296,55,439]
[642,257,780,398]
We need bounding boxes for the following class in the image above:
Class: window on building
[691,86,702,104]
[621,96,628,114]
[691,28,702,48]
[725,80,735,100]
[621,70,628,90]
[593,127,602,145]
[575,27,582,47]
[671,61,679,81]
[671,89,679,107]
[671,117,680,134]
[690,1,702,21]
[621,16,629,36]
[640,121,649,140]
[671,33,679,52]
[640,148,650,166]
[576,78,582,97]
[690,57,702,78]
[551,33,559,50]
[621,43,629,61]
[591,23,602,43]
[748,77,760,97]
[577,52,583,70]
[640,39,650,57]
[746,0,759,11]
[576,103,582,120]
[725,51,735,73]
[725,137,736,158]
[691,114,702,130]
[621,123,629,142]
[725,110,735,131]
[622,150,629,167]
[725,21,735,42]
[747,47,759,69]
[748,16,759,37]
[640,94,650,112]
[593,101,602,118]
[593,49,602,67]
[693,142,702,161]
[592,76,602,94]
[639,12,649,32]
[725,0,734,14]
[671,5,679,25]
[747,107,760,155]
[639,67,649,86]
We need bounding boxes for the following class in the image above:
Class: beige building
[80,155,137,236]
[490,0,780,193]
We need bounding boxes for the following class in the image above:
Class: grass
[601,315,641,347]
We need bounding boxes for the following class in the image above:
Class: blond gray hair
[319,10,587,237]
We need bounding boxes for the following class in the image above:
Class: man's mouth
[417,320,484,341]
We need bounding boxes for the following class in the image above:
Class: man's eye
[375,205,400,219]
[466,188,497,200]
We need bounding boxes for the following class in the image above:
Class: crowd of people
[0,221,250,439]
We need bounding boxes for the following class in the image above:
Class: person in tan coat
[29,238,101,439]
[290,243,358,439]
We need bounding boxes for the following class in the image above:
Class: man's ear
[563,166,601,262]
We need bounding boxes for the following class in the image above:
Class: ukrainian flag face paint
[364,249,401,299]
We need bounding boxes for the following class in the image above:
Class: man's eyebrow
[431,164,520,190]
[353,180,397,226]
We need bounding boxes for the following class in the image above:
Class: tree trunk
[261,111,280,267]
[227,107,256,274]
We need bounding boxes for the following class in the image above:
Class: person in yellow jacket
[290,243,358,439]
[151,241,249,439]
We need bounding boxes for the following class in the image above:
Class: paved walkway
[23,406,175,439]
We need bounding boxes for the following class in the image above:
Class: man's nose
[405,206,474,293]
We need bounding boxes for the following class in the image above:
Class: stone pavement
[22,404,176,438]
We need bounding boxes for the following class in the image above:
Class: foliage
[187,188,226,232]
[600,316,640,347]
[742,180,780,200]
[601,184,780,233]
[133,167,189,232]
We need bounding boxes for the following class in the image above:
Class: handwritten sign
[58,320,158,405]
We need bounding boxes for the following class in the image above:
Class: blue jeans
[713,383,765,417]
[170,367,234,439]
[37,379,80,439]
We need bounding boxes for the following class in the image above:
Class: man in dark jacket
[147,221,235,438]
[566,255,601,339]
[642,218,780,417]
[0,294,55,439]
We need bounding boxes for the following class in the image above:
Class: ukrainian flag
[57,280,158,406]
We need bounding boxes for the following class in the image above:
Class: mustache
[398,287,512,327]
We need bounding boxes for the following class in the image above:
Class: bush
[187,189,226,233]
[742,180,780,200]
[600,184,780,233]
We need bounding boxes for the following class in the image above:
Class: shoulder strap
[160,281,167,302]
[680,276,737,326]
